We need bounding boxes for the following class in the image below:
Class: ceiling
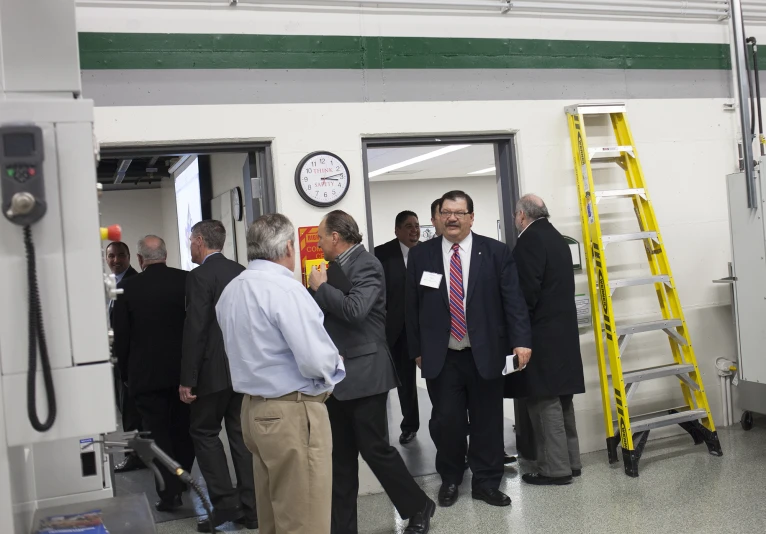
[96,155,180,190]
[367,144,496,182]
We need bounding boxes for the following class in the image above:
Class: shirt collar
[247,259,294,277]
[202,251,221,264]
[399,241,411,258]
[518,217,543,238]
[442,231,473,254]
[114,269,127,283]
[337,243,362,266]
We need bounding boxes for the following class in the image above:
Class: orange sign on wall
[298,226,327,287]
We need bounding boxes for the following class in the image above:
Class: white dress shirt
[442,232,473,350]
[216,259,346,398]
[399,240,411,268]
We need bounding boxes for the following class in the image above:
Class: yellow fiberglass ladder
[565,103,722,477]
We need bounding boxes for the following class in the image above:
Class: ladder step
[629,409,708,433]
[601,231,657,245]
[615,318,682,336]
[594,188,646,201]
[622,364,696,384]
[566,103,626,115]
[609,275,670,290]
[589,146,634,159]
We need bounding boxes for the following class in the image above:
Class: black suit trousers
[189,388,256,516]
[133,388,196,501]
[392,332,419,433]
[327,393,428,534]
[113,366,143,434]
[429,349,504,490]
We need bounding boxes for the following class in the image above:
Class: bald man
[112,235,195,510]
[505,195,585,486]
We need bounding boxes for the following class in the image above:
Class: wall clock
[295,151,350,207]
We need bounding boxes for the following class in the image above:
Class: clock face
[295,151,350,207]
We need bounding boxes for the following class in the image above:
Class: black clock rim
[231,186,243,222]
[294,151,350,208]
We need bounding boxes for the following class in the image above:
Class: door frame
[360,133,521,250]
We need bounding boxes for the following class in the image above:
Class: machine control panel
[0,124,46,225]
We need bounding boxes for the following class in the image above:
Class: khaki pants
[241,392,332,534]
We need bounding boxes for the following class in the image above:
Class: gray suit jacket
[313,245,399,401]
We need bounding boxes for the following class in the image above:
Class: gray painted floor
[154,417,766,534]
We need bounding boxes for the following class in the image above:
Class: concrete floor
[155,421,766,534]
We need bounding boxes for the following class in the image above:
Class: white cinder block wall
[80,2,749,494]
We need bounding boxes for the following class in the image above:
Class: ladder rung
[609,275,670,290]
[629,409,708,433]
[615,318,682,336]
[601,231,657,245]
[594,188,646,202]
[622,364,696,384]
[589,146,634,159]
[566,103,626,115]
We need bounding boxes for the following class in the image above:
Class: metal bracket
[251,177,262,199]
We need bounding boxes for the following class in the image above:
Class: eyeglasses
[440,210,471,219]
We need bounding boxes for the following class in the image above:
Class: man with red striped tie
[405,190,532,508]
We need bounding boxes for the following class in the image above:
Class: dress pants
[113,366,143,434]
[327,393,429,534]
[391,332,419,434]
[241,393,332,534]
[527,395,582,478]
[133,388,196,501]
[189,388,256,518]
[429,349,504,490]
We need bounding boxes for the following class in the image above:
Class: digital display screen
[175,158,203,271]
[3,133,35,157]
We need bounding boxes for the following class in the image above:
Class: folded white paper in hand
[502,354,524,376]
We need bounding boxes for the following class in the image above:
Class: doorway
[98,142,275,524]
[361,134,521,476]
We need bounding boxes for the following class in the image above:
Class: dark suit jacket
[504,219,585,398]
[406,232,532,381]
[374,238,408,348]
[180,253,245,396]
[108,266,139,321]
[112,263,188,396]
[312,245,399,401]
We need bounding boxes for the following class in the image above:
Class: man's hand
[415,356,422,369]
[179,385,197,404]
[513,347,532,369]
[309,263,328,291]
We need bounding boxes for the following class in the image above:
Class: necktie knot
[451,243,460,253]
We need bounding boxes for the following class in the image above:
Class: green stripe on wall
[78,33,731,70]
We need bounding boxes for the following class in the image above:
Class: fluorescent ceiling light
[467,166,496,175]
[368,145,470,178]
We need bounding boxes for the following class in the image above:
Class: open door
[242,147,276,224]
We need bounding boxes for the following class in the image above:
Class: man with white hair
[216,214,345,534]
[112,235,195,511]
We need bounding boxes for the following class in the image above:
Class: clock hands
[319,173,343,181]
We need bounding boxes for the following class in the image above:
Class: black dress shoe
[399,431,417,445]
[572,469,582,477]
[234,515,259,529]
[437,483,459,507]
[471,487,511,507]
[503,455,518,465]
[522,472,573,486]
[197,507,248,532]
[155,494,183,512]
[404,499,435,533]
[114,453,146,473]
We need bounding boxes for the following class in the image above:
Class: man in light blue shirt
[216,213,344,534]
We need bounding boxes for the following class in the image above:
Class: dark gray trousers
[527,395,582,478]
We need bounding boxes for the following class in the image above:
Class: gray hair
[517,194,550,220]
[137,235,168,261]
[247,213,295,262]
[192,220,226,251]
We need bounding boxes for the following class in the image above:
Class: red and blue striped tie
[449,243,467,341]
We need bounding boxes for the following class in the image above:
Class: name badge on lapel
[420,271,443,289]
